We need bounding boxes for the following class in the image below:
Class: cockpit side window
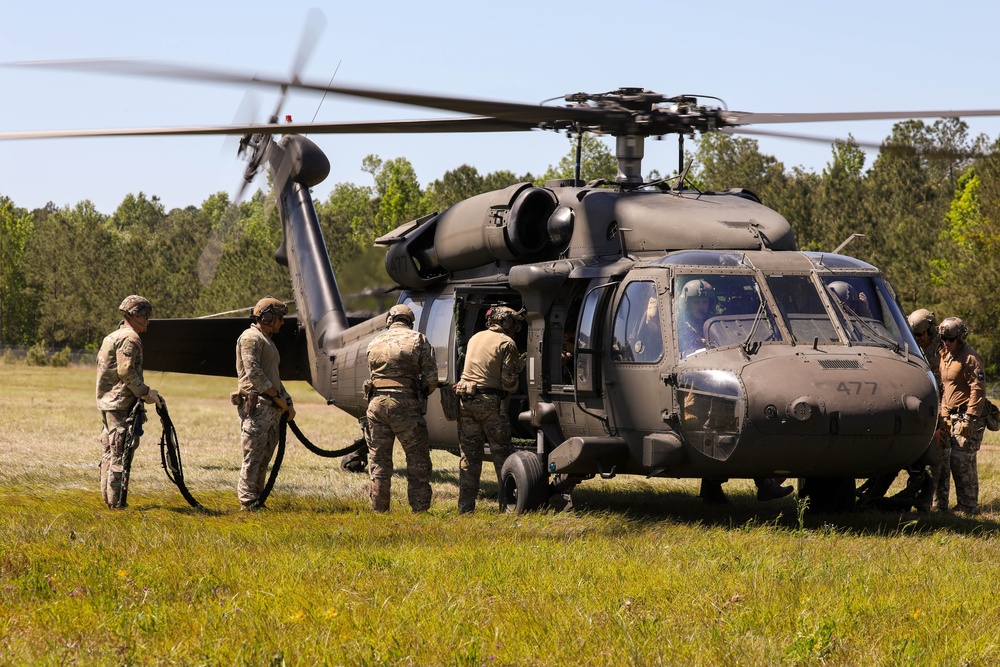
[611,281,663,364]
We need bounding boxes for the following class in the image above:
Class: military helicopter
[8,53,997,513]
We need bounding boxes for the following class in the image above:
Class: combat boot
[699,478,731,505]
[756,477,794,502]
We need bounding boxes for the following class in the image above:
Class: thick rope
[151,401,365,512]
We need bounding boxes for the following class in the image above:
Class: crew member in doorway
[455,306,523,513]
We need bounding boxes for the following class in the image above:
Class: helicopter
[7,54,996,513]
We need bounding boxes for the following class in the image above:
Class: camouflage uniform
[235,324,290,508]
[96,321,151,508]
[939,341,986,514]
[365,317,437,512]
[456,322,520,512]
[916,330,948,512]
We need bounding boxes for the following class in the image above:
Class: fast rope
[155,400,210,513]
[152,400,366,512]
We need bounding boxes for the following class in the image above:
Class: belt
[948,405,968,416]
[469,387,507,397]
[373,389,416,397]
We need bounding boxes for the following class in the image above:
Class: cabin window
[424,294,455,382]
[611,281,663,364]
[574,281,615,394]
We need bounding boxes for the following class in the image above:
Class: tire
[500,451,548,513]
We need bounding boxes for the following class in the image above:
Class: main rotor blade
[724,126,986,160]
[722,126,886,150]
[7,59,604,126]
[269,7,327,122]
[0,116,535,141]
[722,109,1000,126]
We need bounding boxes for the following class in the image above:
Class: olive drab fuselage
[145,136,937,484]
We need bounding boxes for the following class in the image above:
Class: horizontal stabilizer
[142,317,309,380]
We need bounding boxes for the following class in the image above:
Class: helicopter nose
[738,353,938,476]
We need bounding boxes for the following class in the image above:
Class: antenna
[833,233,866,254]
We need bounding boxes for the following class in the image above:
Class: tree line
[2,120,998,372]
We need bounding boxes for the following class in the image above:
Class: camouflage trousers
[457,394,514,513]
[100,407,135,509]
[237,400,282,507]
[949,417,985,513]
[366,394,432,512]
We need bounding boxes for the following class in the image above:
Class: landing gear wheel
[799,477,856,513]
[500,451,548,513]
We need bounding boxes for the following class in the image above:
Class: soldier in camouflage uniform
[235,297,295,511]
[856,309,944,512]
[96,295,162,509]
[365,304,437,512]
[454,306,522,513]
[938,317,986,515]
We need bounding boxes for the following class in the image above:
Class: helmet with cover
[907,308,936,336]
[253,296,288,325]
[387,303,416,327]
[486,305,523,332]
[119,295,152,318]
[938,316,968,344]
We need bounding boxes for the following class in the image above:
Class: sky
[2,0,1000,214]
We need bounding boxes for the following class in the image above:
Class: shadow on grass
[564,485,1000,537]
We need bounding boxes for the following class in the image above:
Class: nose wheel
[500,451,548,513]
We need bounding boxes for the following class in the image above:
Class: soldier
[827,280,872,318]
[455,306,522,513]
[857,308,943,512]
[96,295,162,509]
[234,296,295,511]
[677,279,716,358]
[911,310,951,512]
[365,304,437,512]
[938,317,986,515]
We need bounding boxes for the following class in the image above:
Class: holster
[231,390,260,412]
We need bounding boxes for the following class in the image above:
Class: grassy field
[2,363,1000,665]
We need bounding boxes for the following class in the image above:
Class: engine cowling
[379,183,567,289]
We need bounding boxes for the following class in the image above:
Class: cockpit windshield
[674,270,917,357]
[674,274,783,359]
[819,275,913,350]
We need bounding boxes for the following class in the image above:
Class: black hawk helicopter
[7,51,997,512]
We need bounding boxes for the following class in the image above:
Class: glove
[143,388,162,407]
[961,416,979,439]
[273,395,296,421]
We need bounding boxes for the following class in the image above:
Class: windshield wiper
[740,284,771,358]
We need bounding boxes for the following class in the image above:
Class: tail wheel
[501,451,548,513]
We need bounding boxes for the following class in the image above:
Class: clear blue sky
[2,0,999,214]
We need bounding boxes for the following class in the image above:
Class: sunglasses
[942,336,958,342]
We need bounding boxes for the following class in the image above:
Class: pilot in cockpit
[677,279,717,357]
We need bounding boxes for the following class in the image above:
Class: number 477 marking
[837,381,878,395]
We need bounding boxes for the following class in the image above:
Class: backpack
[986,400,1000,432]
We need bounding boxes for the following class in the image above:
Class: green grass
[2,364,1000,665]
